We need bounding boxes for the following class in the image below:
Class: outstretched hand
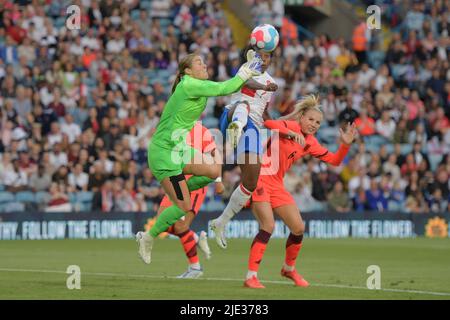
[246,49,256,62]
[237,50,262,80]
[339,122,358,145]
[265,83,278,92]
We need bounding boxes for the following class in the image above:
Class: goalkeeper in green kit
[136,52,262,264]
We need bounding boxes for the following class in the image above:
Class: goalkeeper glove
[237,54,262,81]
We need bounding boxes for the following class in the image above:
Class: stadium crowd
[0,0,449,214]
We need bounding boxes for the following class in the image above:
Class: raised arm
[184,52,263,98]
[309,123,357,166]
[308,136,350,166]
[184,76,246,98]
[245,79,278,92]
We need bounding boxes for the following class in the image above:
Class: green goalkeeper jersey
[150,74,245,150]
[147,74,245,182]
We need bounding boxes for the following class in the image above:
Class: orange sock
[284,233,303,269]
[248,230,272,272]
[177,230,199,264]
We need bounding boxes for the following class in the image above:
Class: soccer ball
[249,24,279,53]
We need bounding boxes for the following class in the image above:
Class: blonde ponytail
[280,94,322,122]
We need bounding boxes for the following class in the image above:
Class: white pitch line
[0,268,449,297]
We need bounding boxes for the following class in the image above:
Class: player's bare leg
[274,205,309,287]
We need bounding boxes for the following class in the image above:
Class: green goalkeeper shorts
[147,140,197,182]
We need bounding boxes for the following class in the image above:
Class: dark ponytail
[171,72,183,94]
[171,53,198,94]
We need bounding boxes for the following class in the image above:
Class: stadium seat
[144,69,157,79]
[316,127,338,145]
[364,135,388,149]
[400,144,413,155]
[55,17,66,29]
[83,77,97,87]
[385,143,395,154]
[77,191,94,203]
[35,191,51,204]
[157,69,171,79]
[428,154,443,172]
[15,191,36,203]
[140,0,152,10]
[80,202,92,211]
[0,191,15,203]
[367,50,386,70]
[3,202,26,212]
[131,10,140,20]
[69,193,78,205]
[159,18,172,28]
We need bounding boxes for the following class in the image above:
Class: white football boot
[227,121,243,149]
[136,231,153,264]
[209,219,227,249]
[176,266,204,279]
[197,230,211,260]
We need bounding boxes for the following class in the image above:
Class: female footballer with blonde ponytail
[242,94,358,288]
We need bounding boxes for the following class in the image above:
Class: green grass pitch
[0,238,449,300]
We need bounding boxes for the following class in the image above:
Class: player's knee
[209,165,221,180]
[262,221,275,234]
[177,200,192,213]
[174,220,188,234]
[291,221,305,236]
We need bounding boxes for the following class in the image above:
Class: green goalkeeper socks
[186,176,214,192]
[148,176,214,238]
[149,205,186,237]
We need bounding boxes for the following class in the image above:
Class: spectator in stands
[275,86,296,117]
[389,180,406,211]
[45,182,72,212]
[357,63,376,88]
[405,191,429,214]
[365,179,388,211]
[338,100,359,126]
[311,169,332,202]
[328,181,351,213]
[427,189,448,213]
[320,92,339,126]
[432,168,450,200]
[68,163,89,192]
[353,187,369,211]
[375,110,396,141]
[52,165,69,185]
[354,108,376,137]
[2,158,27,192]
[29,164,52,192]
[88,162,107,193]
